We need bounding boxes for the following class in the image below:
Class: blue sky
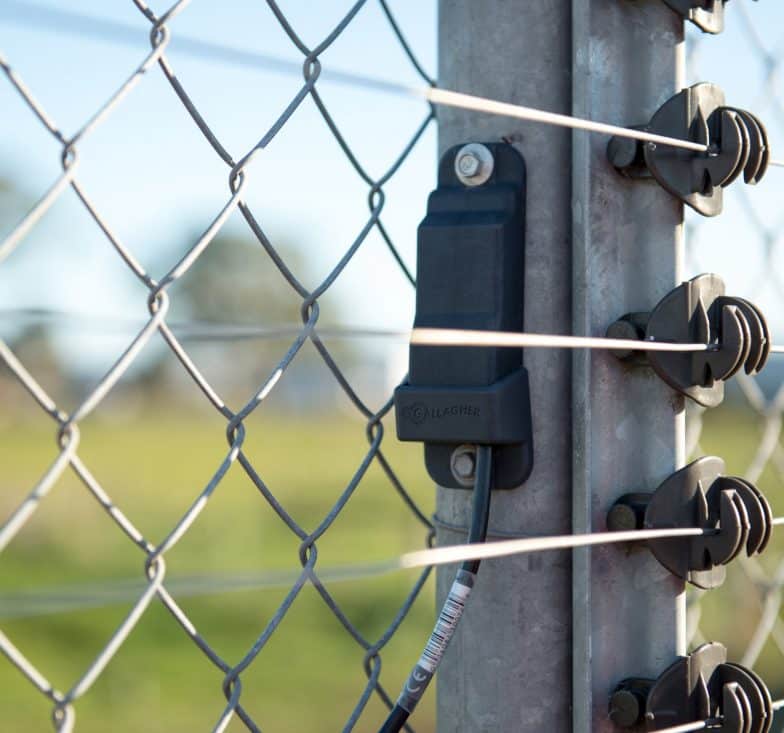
[0,1,437,375]
[1,1,783,379]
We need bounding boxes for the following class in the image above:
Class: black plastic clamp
[608,82,769,216]
[659,1,729,34]
[394,142,533,490]
[609,642,773,732]
[607,273,770,408]
[608,456,773,589]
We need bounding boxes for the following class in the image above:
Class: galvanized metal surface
[436,2,573,731]
[571,2,686,731]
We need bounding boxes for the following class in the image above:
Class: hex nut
[454,143,494,187]
[451,445,477,487]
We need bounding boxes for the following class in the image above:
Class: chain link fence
[0,2,438,731]
[3,1,784,732]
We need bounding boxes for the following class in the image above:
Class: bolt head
[450,446,477,486]
[453,453,475,479]
[453,143,494,187]
[606,319,643,361]
[457,153,481,177]
[607,136,640,170]
[607,504,638,532]
[609,689,643,728]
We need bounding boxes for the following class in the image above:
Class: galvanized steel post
[436,2,573,731]
[572,2,686,731]
[436,1,685,731]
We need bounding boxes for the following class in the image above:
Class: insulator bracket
[607,456,773,589]
[608,83,769,217]
[610,642,773,732]
[607,273,770,407]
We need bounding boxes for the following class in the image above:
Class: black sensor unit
[394,142,533,490]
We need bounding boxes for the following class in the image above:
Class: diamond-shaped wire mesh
[0,2,436,731]
[685,0,784,707]
[5,1,784,731]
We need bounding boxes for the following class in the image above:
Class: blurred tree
[170,231,306,325]
[0,177,75,407]
[0,322,73,411]
[157,230,361,410]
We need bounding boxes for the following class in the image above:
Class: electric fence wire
[3,310,784,353]
[5,521,784,621]
[0,308,413,342]
[656,721,723,733]
[411,328,715,352]
[3,1,784,169]
[653,695,784,733]
[411,327,784,354]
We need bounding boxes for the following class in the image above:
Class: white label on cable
[417,578,472,674]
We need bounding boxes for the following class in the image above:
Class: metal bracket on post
[659,1,729,34]
[609,642,774,732]
[607,456,773,589]
[394,142,533,490]
[607,83,769,216]
[606,273,771,407]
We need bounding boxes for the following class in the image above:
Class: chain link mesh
[0,2,436,731]
[4,1,784,731]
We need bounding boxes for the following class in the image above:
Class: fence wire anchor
[608,82,769,216]
[607,456,774,589]
[606,273,770,407]
[610,642,774,732]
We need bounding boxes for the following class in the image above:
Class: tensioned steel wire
[3,2,784,732]
[5,2,784,174]
[8,309,784,353]
[650,696,784,733]
[6,522,784,621]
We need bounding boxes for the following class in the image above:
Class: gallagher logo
[402,403,480,424]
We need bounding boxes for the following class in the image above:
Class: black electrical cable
[460,445,492,576]
[378,444,494,733]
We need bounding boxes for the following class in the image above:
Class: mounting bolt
[605,313,650,364]
[608,679,653,729]
[450,445,477,487]
[606,504,639,532]
[606,493,651,532]
[454,143,494,187]
[457,153,481,177]
[608,688,644,728]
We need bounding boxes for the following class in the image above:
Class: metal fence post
[571,2,686,732]
[436,2,573,730]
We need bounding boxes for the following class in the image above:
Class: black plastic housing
[394,143,533,490]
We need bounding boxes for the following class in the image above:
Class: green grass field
[1,405,783,731]
[0,408,438,732]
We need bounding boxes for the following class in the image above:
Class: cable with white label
[378,444,493,733]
